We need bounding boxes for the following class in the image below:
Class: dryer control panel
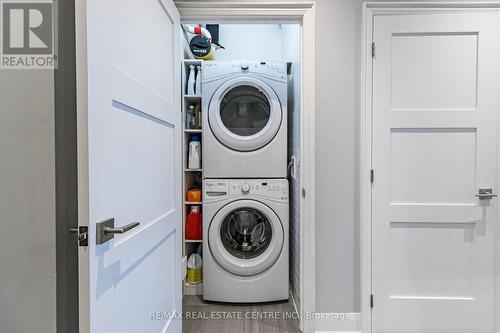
[203,61,287,82]
[204,179,288,201]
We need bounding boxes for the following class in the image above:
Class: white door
[76,0,182,332]
[372,11,500,333]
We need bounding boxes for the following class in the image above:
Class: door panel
[79,0,181,332]
[372,11,500,333]
[391,33,478,111]
[389,128,476,204]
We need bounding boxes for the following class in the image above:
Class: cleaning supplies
[194,103,201,129]
[186,188,202,202]
[186,205,202,240]
[195,65,202,95]
[188,135,201,169]
[186,105,195,129]
[187,65,196,95]
[186,253,202,284]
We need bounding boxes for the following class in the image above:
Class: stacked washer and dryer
[202,61,289,302]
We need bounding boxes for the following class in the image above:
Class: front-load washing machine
[203,178,289,302]
[202,61,287,178]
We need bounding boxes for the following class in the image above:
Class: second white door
[372,10,500,333]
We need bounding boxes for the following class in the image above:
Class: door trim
[75,0,89,331]
[176,2,316,332]
[360,3,500,332]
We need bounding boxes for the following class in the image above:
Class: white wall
[314,0,362,315]
[0,70,56,332]
[213,24,284,60]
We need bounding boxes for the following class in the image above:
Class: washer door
[208,77,282,152]
[208,200,284,276]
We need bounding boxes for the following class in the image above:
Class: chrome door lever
[476,188,498,200]
[96,218,140,244]
[104,222,140,234]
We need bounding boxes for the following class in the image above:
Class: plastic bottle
[186,205,202,240]
[186,105,193,129]
[194,103,201,129]
[188,135,201,169]
[187,65,196,95]
[195,65,202,95]
[187,253,202,284]
[186,188,201,202]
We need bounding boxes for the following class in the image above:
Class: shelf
[183,59,203,66]
[182,58,204,297]
[184,95,202,102]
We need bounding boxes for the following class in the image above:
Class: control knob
[241,183,250,194]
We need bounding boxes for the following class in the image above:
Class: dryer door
[208,200,284,276]
[208,77,282,151]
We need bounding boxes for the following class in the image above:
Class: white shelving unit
[182,59,204,296]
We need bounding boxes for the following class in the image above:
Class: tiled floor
[182,295,301,333]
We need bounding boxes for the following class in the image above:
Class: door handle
[476,188,498,200]
[96,218,140,244]
[103,222,140,234]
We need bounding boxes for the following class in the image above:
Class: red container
[186,206,202,240]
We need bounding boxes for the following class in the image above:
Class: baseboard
[316,331,361,333]
[314,312,361,332]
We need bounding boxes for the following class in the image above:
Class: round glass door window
[220,207,272,259]
[220,85,271,137]
[208,77,282,151]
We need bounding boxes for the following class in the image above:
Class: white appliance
[203,179,289,302]
[202,61,288,178]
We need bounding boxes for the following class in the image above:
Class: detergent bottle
[186,253,202,284]
[187,65,196,95]
[188,135,201,169]
[195,65,202,95]
[186,205,202,240]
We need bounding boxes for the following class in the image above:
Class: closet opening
[179,22,304,333]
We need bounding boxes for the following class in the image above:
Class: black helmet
[190,35,212,59]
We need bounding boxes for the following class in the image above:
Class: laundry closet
[179,22,303,329]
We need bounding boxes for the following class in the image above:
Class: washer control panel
[204,179,288,200]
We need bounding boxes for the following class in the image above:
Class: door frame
[176,2,316,333]
[360,2,500,332]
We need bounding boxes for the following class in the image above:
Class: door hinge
[370,294,374,308]
[370,169,374,184]
[70,226,88,247]
[302,188,306,198]
[371,42,376,58]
